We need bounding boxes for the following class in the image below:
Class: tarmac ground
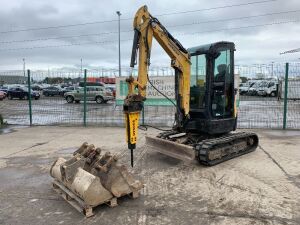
[0,126,299,225]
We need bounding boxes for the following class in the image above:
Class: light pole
[80,58,83,76]
[23,58,25,77]
[271,61,274,77]
[116,11,121,77]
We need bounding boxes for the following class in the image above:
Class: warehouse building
[0,75,27,85]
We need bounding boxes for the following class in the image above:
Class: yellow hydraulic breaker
[123,75,145,167]
[124,111,140,167]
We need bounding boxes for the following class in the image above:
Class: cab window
[212,49,233,118]
[190,54,206,109]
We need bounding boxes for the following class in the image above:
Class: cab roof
[188,41,235,56]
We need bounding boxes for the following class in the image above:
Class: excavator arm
[123,5,191,166]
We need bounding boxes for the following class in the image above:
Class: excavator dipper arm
[123,5,191,166]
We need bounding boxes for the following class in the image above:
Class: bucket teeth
[50,143,143,210]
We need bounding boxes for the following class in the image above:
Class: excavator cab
[186,41,237,134]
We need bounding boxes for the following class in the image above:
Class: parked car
[105,85,116,98]
[257,81,278,97]
[7,87,40,100]
[79,82,104,87]
[64,86,114,104]
[40,83,51,89]
[42,86,63,96]
[0,91,6,100]
[247,81,263,96]
[60,86,78,95]
[60,84,69,88]
[31,84,44,91]
[0,86,9,94]
[239,83,250,95]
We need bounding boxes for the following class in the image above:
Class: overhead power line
[156,0,276,16]
[0,39,132,51]
[280,48,300,54]
[183,19,300,35]
[0,31,126,44]
[2,8,299,45]
[167,9,300,28]
[0,0,276,34]
[0,18,299,52]
[0,19,120,34]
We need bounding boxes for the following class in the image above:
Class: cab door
[211,49,234,118]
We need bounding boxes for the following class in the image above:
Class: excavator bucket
[50,142,143,217]
[145,135,196,162]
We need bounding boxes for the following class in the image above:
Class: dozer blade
[145,135,195,162]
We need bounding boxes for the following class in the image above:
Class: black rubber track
[195,132,259,166]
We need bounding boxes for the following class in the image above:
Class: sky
[0,0,300,71]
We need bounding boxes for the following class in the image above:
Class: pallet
[52,180,140,217]
[52,180,118,217]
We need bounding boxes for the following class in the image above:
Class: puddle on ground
[0,125,29,135]
[0,127,15,134]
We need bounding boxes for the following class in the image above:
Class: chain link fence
[0,63,299,129]
[236,63,300,129]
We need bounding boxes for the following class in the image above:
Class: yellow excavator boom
[123,5,191,166]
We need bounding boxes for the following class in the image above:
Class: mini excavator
[124,5,258,166]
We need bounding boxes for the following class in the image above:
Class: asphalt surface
[0,95,300,129]
[0,126,299,225]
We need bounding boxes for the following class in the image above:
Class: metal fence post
[142,106,145,125]
[83,69,87,126]
[27,69,32,126]
[283,63,289,130]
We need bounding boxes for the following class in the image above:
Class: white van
[257,81,278,97]
[239,83,250,95]
[248,81,263,96]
